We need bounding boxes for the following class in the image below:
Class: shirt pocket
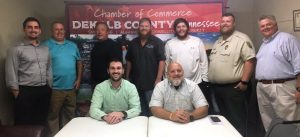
[219,50,231,62]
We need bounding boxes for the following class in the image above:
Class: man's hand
[103,112,124,124]
[170,109,190,123]
[11,89,19,99]
[234,82,247,91]
[296,92,300,104]
[74,79,81,90]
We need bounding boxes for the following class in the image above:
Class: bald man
[149,62,208,123]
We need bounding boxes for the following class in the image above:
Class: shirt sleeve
[90,44,97,82]
[74,43,81,61]
[240,39,256,61]
[125,42,133,62]
[149,82,164,107]
[5,47,19,90]
[192,84,208,108]
[198,40,209,82]
[155,39,166,61]
[126,84,141,119]
[283,36,300,75]
[89,85,107,120]
[164,41,171,77]
[46,49,53,87]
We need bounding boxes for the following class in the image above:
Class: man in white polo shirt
[165,18,211,113]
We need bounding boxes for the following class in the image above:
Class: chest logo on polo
[225,45,229,50]
[145,44,154,48]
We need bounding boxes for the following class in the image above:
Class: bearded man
[208,13,256,136]
[126,18,165,116]
[149,62,208,123]
[165,18,210,113]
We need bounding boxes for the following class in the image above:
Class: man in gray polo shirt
[150,62,208,123]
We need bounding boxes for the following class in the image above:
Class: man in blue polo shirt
[43,21,83,136]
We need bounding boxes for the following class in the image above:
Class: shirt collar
[217,30,236,44]
[137,35,155,42]
[262,31,280,43]
[22,39,41,46]
[109,79,123,90]
[50,38,66,45]
[175,35,191,41]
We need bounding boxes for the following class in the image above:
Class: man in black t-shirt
[90,22,122,89]
[126,18,166,116]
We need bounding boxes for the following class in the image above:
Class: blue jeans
[138,90,153,117]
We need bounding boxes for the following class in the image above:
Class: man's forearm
[241,58,255,82]
[126,61,132,79]
[77,61,83,81]
[151,106,172,120]
[296,73,300,88]
[191,106,208,120]
[156,60,165,80]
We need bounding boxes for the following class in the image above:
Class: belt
[211,81,239,87]
[258,78,295,84]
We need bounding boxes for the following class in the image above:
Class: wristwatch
[296,87,300,92]
[121,111,127,119]
[189,115,194,122]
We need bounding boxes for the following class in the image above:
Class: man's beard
[139,30,151,39]
[27,32,39,40]
[220,27,234,36]
[110,73,122,82]
[176,31,188,40]
[28,36,38,40]
[170,78,183,86]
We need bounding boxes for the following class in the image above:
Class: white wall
[253,0,300,47]
[0,0,44,125]
[226,0,255,46]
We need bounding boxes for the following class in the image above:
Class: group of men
[89,13,300,137]
[5,17,83,136]
[5,12,300,137]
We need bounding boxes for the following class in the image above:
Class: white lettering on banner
[124,21,139,29]
[152,20,174,29]
[72,20,219,30]
[72,21,97,29]
[147,9,192,17]
[107,21,122,29]
[189,21,220,28]
[94,9,131,18]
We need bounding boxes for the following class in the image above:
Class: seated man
[89,59,141,124]
[150,62,208,123]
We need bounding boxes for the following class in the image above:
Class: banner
[68,3,222,34]
[66,1,223,116]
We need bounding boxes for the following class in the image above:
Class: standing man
[150,62,208,123]
[208,13,256,135]
[5,17,52,125]
[89,59,141,124]
[165,18,210,112]
[256,15,300,131]
[43,21,83,136]
[126,18,165,116]
[90,22,122,89]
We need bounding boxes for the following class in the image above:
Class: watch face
[189,115,194,122]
